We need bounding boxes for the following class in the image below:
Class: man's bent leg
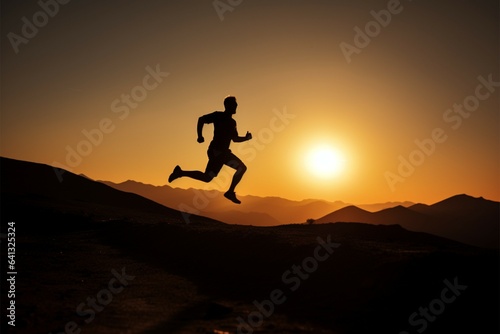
[224,153,247,204]
[228,163,246,193]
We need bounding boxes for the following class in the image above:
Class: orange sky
[1,0,499,204]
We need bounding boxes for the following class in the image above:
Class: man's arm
[197,116,205,143]
[197,113,214,143]
[233,131,252,143]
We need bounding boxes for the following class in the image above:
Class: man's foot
[224,191,241,204]
[168,165,182,183]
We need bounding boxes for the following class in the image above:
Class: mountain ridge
[2,156,497,248]
[100,179,416,225]
[96,177,498,248]
[316,194,499,248]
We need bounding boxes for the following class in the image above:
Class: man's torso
[204,111,237,150]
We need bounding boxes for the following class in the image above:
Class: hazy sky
[1,0,499,204]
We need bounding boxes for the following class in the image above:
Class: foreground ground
[1,157,497,333]
[1,211,498,334]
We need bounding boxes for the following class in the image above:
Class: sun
[305,145,346,179]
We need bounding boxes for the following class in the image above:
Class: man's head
[224,96,238,114]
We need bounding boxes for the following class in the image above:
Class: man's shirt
[200,111,238,151]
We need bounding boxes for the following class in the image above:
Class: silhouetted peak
[123,179,145,185]
[432,194,490,208]
[376,205,416,215]
[337,205,370,213]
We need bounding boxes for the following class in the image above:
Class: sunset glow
[306,145,346,179]
[1,1,498,205]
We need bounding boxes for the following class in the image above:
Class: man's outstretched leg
[168,165,213,183]
[223,156,247,204]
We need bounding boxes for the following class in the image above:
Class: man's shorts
[205,147,244,177]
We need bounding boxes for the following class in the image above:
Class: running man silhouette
[168,96,252,204]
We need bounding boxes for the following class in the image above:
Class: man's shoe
[224,191,241,204]
[168,165,182,183]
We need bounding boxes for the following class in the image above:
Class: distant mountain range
[2,157,498,249]
[98,180,498,249]
[315,195,499,248]
[99,179,415,226]
[97,180,498,249]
